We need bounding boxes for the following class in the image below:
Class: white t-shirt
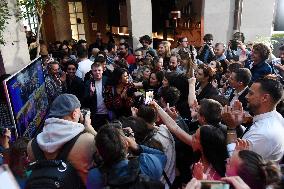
[75,59,93,81]
[95,79,108,114]
[243,110,284,162]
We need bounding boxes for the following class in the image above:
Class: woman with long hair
[151,101,228,181]
[191,126,228,180]
[157,41,171,70]
[104,67,137,118]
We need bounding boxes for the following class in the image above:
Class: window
[68,1,86,41]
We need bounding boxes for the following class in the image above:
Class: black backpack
[26,133,85,189]
[100,157,164,189]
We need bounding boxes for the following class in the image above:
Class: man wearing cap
[27,94,96,185]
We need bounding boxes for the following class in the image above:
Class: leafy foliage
[0,0,11,44]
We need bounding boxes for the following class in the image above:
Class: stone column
[0,0,30,75]
[240,0,276,42]
[126,0,152,50]
[51,0,72,41]
[202,0,235,44]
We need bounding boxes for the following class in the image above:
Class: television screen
[3,57,49,138]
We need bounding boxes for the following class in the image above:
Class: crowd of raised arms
[0,31,284,189]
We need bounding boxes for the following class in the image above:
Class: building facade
[0,0,282,75]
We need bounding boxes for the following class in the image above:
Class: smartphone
[145,91,154,105]
[0,164,20,189]
[200,180,230,189]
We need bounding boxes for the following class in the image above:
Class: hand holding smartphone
[145,91,154,105]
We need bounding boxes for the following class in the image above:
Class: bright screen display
[4,58,49,138]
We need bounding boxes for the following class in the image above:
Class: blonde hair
[159,41,171,58]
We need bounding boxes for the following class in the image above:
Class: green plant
[0,0,11,45]
[16,0,57,56]
[255,35,278,47]
[272,33,284,39]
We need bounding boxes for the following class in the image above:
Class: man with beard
[168,54,183,74]
[119,43,135,73]
[66,61,84,103]
[213,43,229,74]
[223,78,284,162]
[45,61,67,103]
[136,35,157,57]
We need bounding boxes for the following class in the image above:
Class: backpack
[101,157,164,189]
[25,132,85,189]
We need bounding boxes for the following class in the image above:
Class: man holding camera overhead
[197,34,215,64]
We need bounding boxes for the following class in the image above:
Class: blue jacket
[245,60,272,82]
[86,145,166,189]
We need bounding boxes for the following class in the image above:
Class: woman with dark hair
[104,68,137,118]
[134,69,164,99]
[161,72,191,119]
[191,126,228,180]
[151,101,228,181]
[130,105,176,189]
[195,63,218,102]
[208,60,223,86]
[226,149,281,189]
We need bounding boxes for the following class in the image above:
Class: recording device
[200,180,230,189]
[230,40,238,51]
[145,91,154,105]
[81,108,91,118]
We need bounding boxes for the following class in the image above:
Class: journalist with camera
[197,34,215,63]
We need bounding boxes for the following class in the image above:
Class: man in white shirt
[76,45,93,81]
[223,78,284,162]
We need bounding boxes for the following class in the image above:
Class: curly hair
[253,43,271,61]
[198,63,215,82]
[139,35,152,45]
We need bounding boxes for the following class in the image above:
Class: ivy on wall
[0,0,11,45]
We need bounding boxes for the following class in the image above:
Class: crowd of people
[1,30,284,189]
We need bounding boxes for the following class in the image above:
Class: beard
[247,102,261,115]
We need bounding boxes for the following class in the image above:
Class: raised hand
[221,100,244,129]
[90,82,95,96]
[235,138,250,151]
[131,107,138,117]
[192,162,205,180]
[166,103,178,120]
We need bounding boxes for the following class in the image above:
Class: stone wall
[0,0,30,75]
